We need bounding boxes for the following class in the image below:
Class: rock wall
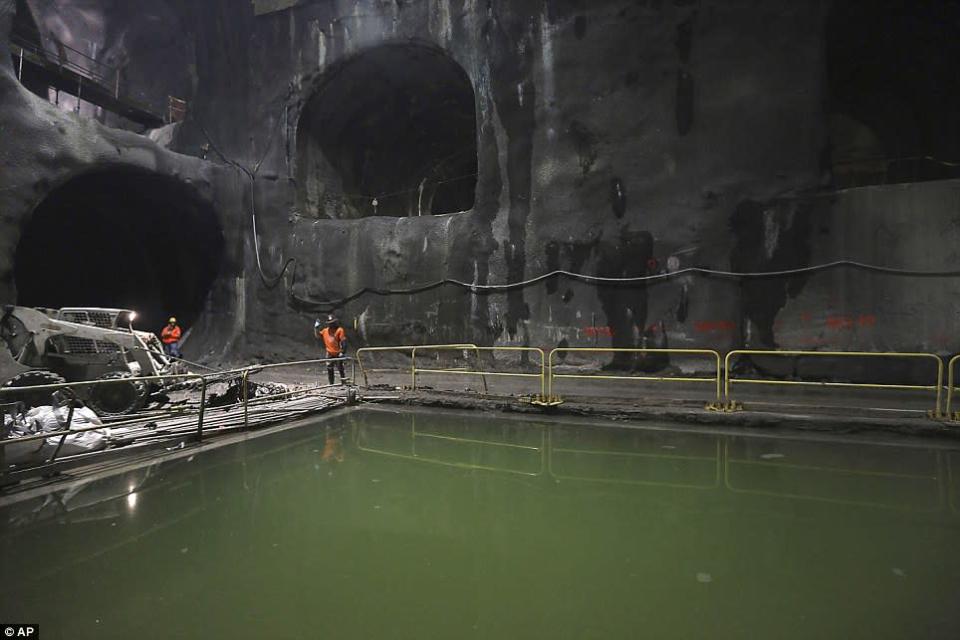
[0,0,243,358]
[172,0,831,361]
[3,0,959,370]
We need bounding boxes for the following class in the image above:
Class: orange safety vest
[161,325,182,344]
[318,326,346,354]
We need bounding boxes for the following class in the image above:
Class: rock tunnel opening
[296,43,478,218]
[826,0,960,186]
[14,170,225,335]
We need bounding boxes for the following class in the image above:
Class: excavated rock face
[3,0,960,370]
[0,0,242,358]
[178,0,829,360]
[18,0,196,127]
[296,42,478,219]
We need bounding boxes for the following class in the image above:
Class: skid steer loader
[0,306,179,415]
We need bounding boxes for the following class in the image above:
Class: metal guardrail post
[357,350,370,387]
[241,369,251,430]
[18,47,24,80]
[409,348,420,391]
[47,402,75,464]
[474,346,489,394]
[536,348,546,400]
[947,355,960,420]
[197,377,207,442]
[724,350,944,417]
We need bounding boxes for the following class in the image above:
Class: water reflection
[355,412,545,476]
[950,452,960,515]
[356,410,956,514]
[2,408,959,640]
[321,427,345,464]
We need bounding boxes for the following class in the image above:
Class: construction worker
[315,315,347,384]
[160,317,182,359]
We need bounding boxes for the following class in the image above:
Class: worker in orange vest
[160,317,183,359]
[315,315,347,384]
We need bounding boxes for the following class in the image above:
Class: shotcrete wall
[2,0,959,369]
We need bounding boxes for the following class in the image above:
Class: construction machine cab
[1,306,176,414]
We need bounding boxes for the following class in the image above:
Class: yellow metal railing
[724,350,943,417]
[356,344,480,390]
[356,344,547,398]
[358,343,951,418]
[547,348,723,405]
[413,345,546,399]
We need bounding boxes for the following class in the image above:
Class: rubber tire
[2,370,67,408]
[86,371,147,416]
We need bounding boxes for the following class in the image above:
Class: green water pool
[2,407,959,639]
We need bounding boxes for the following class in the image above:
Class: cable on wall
[286,259,960,312]
[195,121,960,311]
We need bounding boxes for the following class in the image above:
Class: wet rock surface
[1,0,960,382]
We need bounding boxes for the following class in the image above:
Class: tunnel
[826,0,960,185]
[296,43,478,219]
[14,169,225,334]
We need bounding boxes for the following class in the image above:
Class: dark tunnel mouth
[14,169,225,335]
[296,42,479,219]
[825,0,960,185]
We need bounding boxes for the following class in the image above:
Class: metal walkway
[8,30,166,128]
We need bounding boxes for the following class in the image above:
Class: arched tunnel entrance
[14,170,225,334]
[296,43,478,219]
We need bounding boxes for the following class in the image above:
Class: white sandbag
[4,406,109,465]
[26,405,103,432]
[48,429,108,456]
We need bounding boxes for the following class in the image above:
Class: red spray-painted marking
[694,320,736,333]
[583,326,614,338]
[825,315,855,330]
[825,314,877,330]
